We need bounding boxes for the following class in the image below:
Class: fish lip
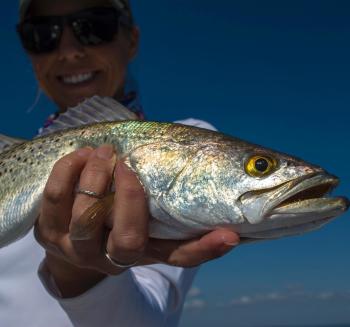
[265,173,340,217]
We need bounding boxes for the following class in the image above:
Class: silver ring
[104,249,138,268]
[76,189,103,199]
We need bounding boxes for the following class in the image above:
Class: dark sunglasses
[17,6,131,54]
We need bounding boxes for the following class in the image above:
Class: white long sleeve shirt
[0,118,216,327]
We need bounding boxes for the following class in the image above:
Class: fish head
[227,144,349,234]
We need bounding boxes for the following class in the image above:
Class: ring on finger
[104,248,139,268]
[77,189,104,199]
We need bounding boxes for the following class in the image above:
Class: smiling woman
[18,0,139,110]
[0,1,241,326]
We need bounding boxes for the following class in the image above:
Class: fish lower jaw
[235,196,349,241]
[269,196,349,216]
[239,215,337,242]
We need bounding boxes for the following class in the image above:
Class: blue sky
[1,1,350,326]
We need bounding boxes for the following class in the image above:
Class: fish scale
[0,96,348,248]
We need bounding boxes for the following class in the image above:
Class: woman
[0,0,240,326]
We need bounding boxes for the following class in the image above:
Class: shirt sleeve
[38,118,215,327]
[173,118,217,131]
[38,262,197,327]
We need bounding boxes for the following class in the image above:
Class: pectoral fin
[70,193,115,240]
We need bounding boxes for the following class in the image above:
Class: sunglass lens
[71,8,120,46]
[18,19,62,53]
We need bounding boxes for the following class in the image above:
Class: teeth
[62,72,94,84]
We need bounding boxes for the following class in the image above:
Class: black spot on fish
[69,141,74,146]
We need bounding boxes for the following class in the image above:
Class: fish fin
[0,134,26,153]
[69,193,115,240]
[40,96,139,136]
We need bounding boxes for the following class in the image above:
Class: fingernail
[96,145,114,160]
[221,235,239,247]
[219,243,237,255]
[215,235,239,256]
[77,147,93,157]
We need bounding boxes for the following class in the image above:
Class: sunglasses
[17,7,131,54]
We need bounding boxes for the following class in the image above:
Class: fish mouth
[237,173,349,239]
[268,173,341,214]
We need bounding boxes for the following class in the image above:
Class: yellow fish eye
[245,155,277,177]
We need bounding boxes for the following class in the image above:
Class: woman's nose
[57,25,86,61]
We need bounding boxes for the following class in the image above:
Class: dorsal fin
[40,96,138,136]
[0,134,26,153]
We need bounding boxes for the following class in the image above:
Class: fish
[0,96,348,248]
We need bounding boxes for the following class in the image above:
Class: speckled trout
[0,97,348,248]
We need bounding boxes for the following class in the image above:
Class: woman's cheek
[30,57,51,93]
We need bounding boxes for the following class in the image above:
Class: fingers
[68,145,119,271]
[37,147,93,238]
[70,145,116,237]
[36,145,119,273]
[145,229,240,267]
[106,161,149,266]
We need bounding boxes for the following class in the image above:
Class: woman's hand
[34,145,240,297]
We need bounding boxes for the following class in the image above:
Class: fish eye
[245,155,277,177]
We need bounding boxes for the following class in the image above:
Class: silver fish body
[0,119,348,248]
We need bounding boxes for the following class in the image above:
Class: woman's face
[27,0,139,111]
